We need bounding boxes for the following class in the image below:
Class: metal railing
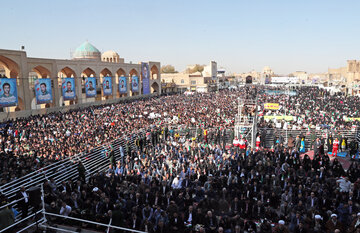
[0,136,136,231]
[1,184,146,233]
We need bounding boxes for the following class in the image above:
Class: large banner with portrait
[132,76,139,92]
[62,78,76,100]
[119,76,127,94]
[0,78,18,107]
[35,78,53,104]
[141,62,150,95]
[102,77,112,96]
[85,77,97,98]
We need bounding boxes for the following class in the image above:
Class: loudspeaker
[28,186,41,208]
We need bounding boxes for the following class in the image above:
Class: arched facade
[150,65,159,80]
[0,48,161,120]
[0,55,25,112]
[0,55,20,78]
[151,82,159,93]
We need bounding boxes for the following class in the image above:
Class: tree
[186,64,205,74]
[161,65,177,73]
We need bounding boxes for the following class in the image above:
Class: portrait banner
[141,62,150,95]
[62,78,76,100]
[119,76,127,93]
[132,76,139,92]
[85,77,97,98]
[103,77,112,96]
[0,78,18,107]
[35,78,53,104]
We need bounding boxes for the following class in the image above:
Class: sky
[2,0,360,75]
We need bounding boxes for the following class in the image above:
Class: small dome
[102,50,118,57]
[101,50,120,63]
[73,41,101,60]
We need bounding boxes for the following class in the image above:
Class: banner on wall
[85,77,97,98]
[132,76,139,92]
[35,78,53,104]
[141,62,150,95]
[103,76,112,96]
[62,78,76,100]
[264,103,280,110]
[0,78,18,107]
[119,76,127,93]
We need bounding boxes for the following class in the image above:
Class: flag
[20,130,25,141]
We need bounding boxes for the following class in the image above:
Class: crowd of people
[258,87,360,131]
[0,86,360,233]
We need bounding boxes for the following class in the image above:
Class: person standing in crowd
[314,138,322,155]
[327,135,333,153]
[16,186,29,219]
[333,138,340,157]
[295,135,301,152]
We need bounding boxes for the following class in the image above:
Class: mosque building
[0,42,161,120]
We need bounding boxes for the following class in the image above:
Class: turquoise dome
[73,41,101,60]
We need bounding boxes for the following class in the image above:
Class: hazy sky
[2,0,360,74]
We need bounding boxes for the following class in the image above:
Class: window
[191,81,196,85]
[181,79,184,84]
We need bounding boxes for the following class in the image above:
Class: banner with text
[85,77,97,98]
[141,62,150,95]
[263,115,294,121]
[0,78,18,107]
[132,76,139,92]
[62,78,76,100]
[103,77,112,96]
[264,103,280,110]
[119,76,127,93]
[35,78,53,104]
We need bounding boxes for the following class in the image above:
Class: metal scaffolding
[234,96,258,148]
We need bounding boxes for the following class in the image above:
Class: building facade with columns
[0,41,161,120]
[327,60,360,95]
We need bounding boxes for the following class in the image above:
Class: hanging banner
[344,117,360,122]
[141,62,150,95]
[263,115,294,121]
[132,76,139,92]
[0,78,18,107]
[85,77,97,98]
[35,78,52,104]
[103,77,112,96]
[264,103,280,110]
[119,76,127,93]
[62,78,76,100]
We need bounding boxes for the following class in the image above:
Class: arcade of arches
[0,49,161,120]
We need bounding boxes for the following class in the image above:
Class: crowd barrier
[0,135,137,232]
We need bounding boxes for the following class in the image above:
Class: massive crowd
[0,86,360,233]
[258,87,360,131]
